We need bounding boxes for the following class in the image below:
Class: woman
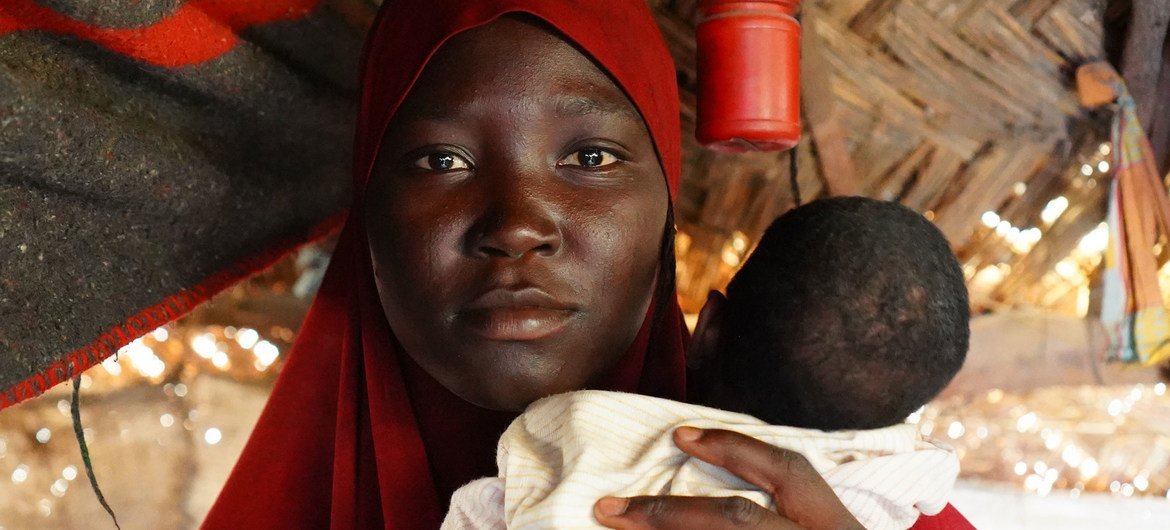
[204,1,972,528]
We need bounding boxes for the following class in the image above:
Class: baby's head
[688,197,969,431]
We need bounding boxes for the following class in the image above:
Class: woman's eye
[413,152,470,171]
[558,148,620,169]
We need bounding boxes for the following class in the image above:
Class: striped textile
[443,391,958,530]
[1100,77,1170,366]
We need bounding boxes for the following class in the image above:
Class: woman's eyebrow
[554,95,638,120]
[403,103,460,122]
[400,96,638,122]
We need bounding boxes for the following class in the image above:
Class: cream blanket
[443,391,958,530]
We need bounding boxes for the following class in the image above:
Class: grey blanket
[0,0,368,406]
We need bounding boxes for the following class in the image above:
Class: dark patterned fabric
[0,0,365,407]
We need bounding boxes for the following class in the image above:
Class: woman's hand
[593,427,864,530]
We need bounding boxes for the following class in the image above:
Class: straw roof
[647,0,1125,313]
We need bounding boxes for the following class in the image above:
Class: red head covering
[202,1,687,528]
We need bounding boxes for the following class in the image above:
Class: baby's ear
[688,290,726,371]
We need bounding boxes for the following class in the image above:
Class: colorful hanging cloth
[1099,76,1170,366]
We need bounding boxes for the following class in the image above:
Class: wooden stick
[1120,0,1170,128]
[1148,36,1170,175]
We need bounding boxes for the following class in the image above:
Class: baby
[442,197,971,530]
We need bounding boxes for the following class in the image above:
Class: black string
[788,147,801,206]
[71,374,121,530]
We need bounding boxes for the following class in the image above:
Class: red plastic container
[696,0,801,152]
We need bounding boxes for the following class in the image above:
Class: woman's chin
[456,362,589,412]
[409,324,631,412]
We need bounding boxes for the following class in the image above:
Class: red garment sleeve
[910,504,976,529]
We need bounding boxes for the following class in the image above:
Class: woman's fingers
[670,427,863,530]
[593,495,804,530]
[591,427,865,530]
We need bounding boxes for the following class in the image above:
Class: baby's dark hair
[716,197,969,431]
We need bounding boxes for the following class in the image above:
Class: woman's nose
[468,183,563,259]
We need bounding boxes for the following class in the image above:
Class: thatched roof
[648,0,1142,314]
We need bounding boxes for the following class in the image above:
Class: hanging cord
[788,147,801,206]
[71,374,121,530]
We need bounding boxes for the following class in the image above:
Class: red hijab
[202,1,688,528]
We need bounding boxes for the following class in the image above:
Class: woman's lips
[460,306,576,341]
[460,287,578,341]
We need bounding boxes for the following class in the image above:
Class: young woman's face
[366,18,670,411]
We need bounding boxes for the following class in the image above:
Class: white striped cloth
[442,391,958,530]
